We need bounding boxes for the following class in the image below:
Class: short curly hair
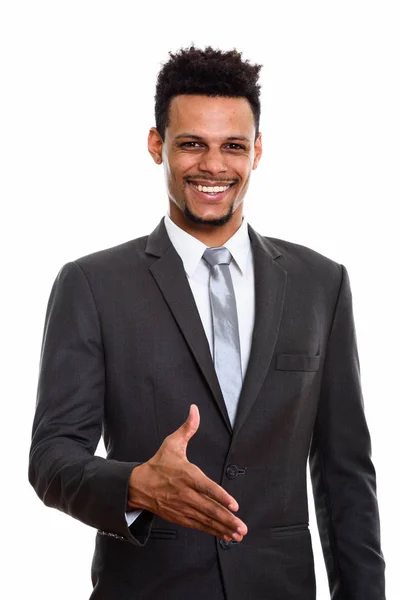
[155,46,262,141]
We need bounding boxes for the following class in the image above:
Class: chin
[183,203,234,227]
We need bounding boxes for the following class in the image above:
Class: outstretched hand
[127,404,247,542]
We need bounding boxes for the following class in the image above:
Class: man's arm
[29,261,153,545]
[309,264,385,599]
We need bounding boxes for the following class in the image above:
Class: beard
[183,201,235,227]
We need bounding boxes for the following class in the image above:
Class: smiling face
[148,95,262,244]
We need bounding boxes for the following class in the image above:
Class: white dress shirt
[126,213,256,527]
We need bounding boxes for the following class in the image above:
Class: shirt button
[226,464,239,479]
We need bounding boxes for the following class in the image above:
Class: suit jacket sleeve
[28,261,154,546]
[309,264,385,599]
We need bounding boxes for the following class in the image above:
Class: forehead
[167,95,255,137]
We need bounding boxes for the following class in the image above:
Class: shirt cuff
[125,509,143,527]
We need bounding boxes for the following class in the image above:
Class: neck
[168,204,243,247]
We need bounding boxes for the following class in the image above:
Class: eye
[225,143,246,150]
[180,142,203,148]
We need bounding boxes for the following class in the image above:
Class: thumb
[175,404,200,449]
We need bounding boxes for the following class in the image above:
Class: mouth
[186,181,236,201]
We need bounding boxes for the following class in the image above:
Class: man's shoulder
[73,233,151,272]
[268,235,339,264]
[257,233,342,282]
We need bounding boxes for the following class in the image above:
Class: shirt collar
[164,213,251,278]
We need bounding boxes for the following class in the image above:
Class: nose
[198,148,227,175]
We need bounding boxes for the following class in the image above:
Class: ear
[252,132,262,170]
[148,127,163,164]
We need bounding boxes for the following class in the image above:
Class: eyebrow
[174,134,251,143]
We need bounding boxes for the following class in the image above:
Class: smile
[191,183,231,193]
[187,181,235,198]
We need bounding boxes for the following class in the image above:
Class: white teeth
[193,184,231,193]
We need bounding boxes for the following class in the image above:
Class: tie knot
[202,246,232,269]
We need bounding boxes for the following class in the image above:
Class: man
[29,46,385,599]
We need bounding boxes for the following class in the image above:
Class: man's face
[148,95,262,229]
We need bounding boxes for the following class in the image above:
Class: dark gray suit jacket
[29,218,385,599]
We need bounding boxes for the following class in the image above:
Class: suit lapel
[145,219,232,432]
[144,218,287,437]
[232,225,287,438]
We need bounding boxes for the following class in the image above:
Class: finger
[190,468,240,513]
[181,517,227,539]
[175,487,247,536]
[177,513,245,542]
[181,404,200,442]
[169,404,200,452]
[163,503,244,541]
[188,491,248,535]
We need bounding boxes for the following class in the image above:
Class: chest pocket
[275,353,320,372]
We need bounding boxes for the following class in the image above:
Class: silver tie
[202,247,243,425]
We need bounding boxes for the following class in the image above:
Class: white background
[1,1,398,598]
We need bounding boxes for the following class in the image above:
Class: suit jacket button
[226,464,239,479]
[219,539,232,550]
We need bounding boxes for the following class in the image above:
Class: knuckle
[203,514,217,528]
[180,490,194,508]
[182,516,201,531]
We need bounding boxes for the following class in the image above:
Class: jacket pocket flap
[275,353,320,372]
[149,527,177,540]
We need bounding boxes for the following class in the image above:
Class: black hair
[154,46,262,140]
